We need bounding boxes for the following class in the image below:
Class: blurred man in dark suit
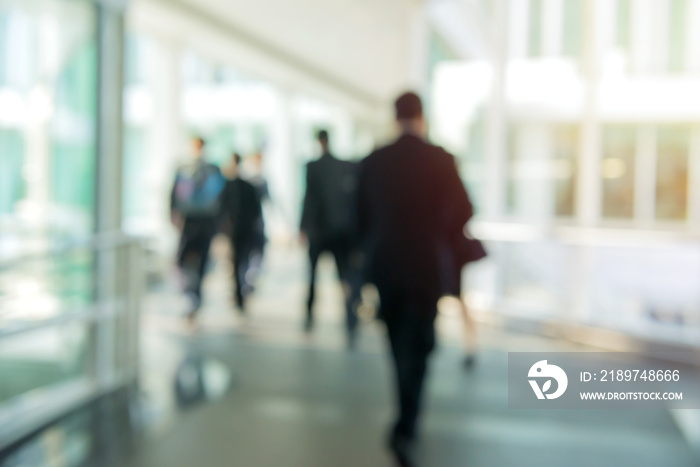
[220,153,264,312]
[357,92,472,464]
[300,129,361,348]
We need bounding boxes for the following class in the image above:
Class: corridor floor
[122,243,699,467]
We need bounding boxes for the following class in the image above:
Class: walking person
[170,136,226,322]
[220,153,264,312]
[357,92,473,465]
[444,223,487,368]
[300,129,362,348]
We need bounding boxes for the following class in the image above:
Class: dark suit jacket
[357,133,473,301]
[300,153,359,244]
[220,177,263,246]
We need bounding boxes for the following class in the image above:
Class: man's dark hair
[193,136,206,148]
[317,129,329,144]
[394,92,423,120]
[232,152,241,166]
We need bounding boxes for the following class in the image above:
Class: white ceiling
[130,0,485,119]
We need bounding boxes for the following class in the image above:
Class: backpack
[173,162,225,217]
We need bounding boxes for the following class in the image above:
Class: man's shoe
[388,431,417,467]
[303,317,314,333]
[346,331,358,351]
[185,309,199,328]
[463,353,476,370]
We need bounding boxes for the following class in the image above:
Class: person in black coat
[357,92,473,462]
[220,153,264,312]
[300,129,362,347]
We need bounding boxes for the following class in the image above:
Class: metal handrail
[0,230,143,269]
[470,220,700,248]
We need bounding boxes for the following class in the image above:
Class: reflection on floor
[2,243,699,467]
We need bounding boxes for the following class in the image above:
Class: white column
[572,0,603,323]
[541,0,563,56]
[405,2,430,95]
[23,18,58,233]
[654,0,671,72]
[331,108,355,159]
[630,0,655,73]
[147,38,183,240]
[508,0,530,59]
[484,0,508,221]
[687,127,700,231]
[597,0,618,56]
[24,86,52,231]
[634,126,657,226]
[482,0,509,315]
[686,0,700,72]
[266,89,296,242]
[94,0,127,390]
[576,0,603,227]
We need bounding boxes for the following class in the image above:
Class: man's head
[317,129,329,153]
[394,92,426,136]
[230,152,242,176]
[192,136,206,159]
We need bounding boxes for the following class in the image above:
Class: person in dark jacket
[300,129,361,347]
[357,92,473,464]
[220,153,264,312]
[171,136,225,321]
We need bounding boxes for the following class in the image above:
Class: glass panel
[562,0,583,58]
[668,0,688,72]
[0,130,25,216]
[0,0,98,244]
[602,125,636,219]
[0,322,89,403]
[553,125,578,217]
[589,244,700,333]
[507,124,576,219]
[505,124,518,216]
[0,249,93,327]
[616,0,631,50]
[122,126,148,222]
[463,107,486,213]
[529,0,542,57]
[655,126,689,220]
[125,34,151,86]
[209,124,238,167]
[500,240,572,317]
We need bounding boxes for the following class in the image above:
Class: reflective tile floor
[2,244,699,467]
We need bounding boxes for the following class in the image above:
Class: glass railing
[467,221,700,347]
[0,232,143,451]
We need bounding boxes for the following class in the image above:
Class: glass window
[0,323,89,403]
[463,108,486,213]
[0,130,25,215]
[529,0,542,57]
[655,126,689,220]
[506,124,578,220]
[0,13,7,85]
[51,39,98,228]
[505,125,519,216]
[562,0,583,58]
[616,0,632,50]
[668,0,688,72]
[0,0,98,240]
[125,34,150,86]
[553,125,578,217]
[122,126,148,221]
[602,125,636,219]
